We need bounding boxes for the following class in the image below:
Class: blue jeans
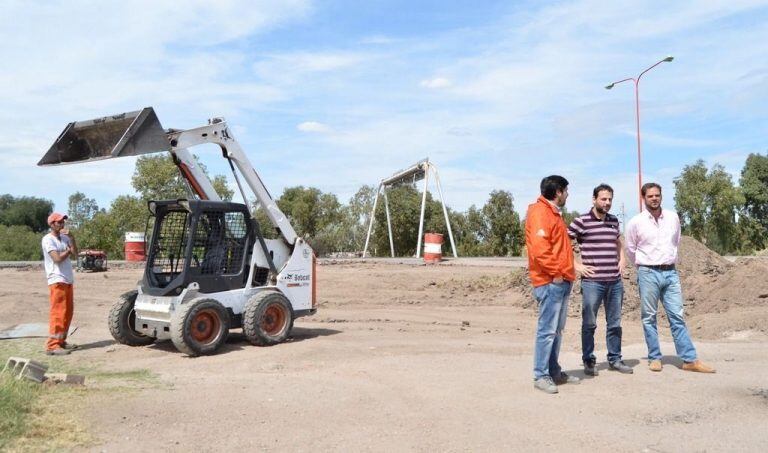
[637,267,697,362]
[533,281,572,379]
[581,279,624,364]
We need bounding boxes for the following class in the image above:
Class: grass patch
[0,374,39,450]
[0,338,161,451]
[1,382,92,452]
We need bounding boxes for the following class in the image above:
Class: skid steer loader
[39,108,317,356]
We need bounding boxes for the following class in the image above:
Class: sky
[1,0,767,224]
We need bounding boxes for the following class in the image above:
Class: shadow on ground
[566,358,642,380]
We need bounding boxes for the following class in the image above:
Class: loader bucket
[38,107,170,166]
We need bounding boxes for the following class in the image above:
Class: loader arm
[167,121,298,244]
[38,107,297,245]
[171,147,221,202]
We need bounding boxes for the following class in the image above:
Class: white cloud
[360,35,399,45]
[297,121,332,133]
[0,0,311,211]
[252,51,372,87]
[2,0,768,220]
[420,77,452,89]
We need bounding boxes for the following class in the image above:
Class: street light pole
[606,56,674,211]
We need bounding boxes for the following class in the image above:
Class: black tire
[171,298,230,357]
[243,291,294,346]
[108,290,155,346]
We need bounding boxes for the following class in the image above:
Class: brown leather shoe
[649,360,662,372]
[682,360,716,373]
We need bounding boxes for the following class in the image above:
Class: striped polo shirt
[567,210,621,282]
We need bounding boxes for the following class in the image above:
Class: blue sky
[1,0,767,222]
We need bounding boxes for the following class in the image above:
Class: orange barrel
[423,233,444,263]
[124,232,146,261]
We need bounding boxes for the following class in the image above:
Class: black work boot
[584,360,598,376]
[609,360,634,374]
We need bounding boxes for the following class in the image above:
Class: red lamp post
[606,56,674,211]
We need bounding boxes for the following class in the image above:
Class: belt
[639,264,675,271]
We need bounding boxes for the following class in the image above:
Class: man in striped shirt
[568,184,633,376]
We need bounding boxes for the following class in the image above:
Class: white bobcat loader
[39,107,317,356]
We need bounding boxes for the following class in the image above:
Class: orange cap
[47,212,68,225]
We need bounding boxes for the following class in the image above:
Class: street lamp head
[663,55,674,62]
[605,83,615,90]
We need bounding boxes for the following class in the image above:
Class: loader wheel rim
[190,309,221,344]
[262,304,287,336]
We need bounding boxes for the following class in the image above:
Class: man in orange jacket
[525,175,578,394]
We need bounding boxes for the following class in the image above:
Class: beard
[595,206,608,214]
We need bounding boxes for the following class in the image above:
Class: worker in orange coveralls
[41,212,78,355]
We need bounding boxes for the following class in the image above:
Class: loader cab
[142,199,254,296]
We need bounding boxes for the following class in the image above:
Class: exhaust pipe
[38,107,170,166]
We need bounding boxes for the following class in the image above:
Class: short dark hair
[592,183,614,198]
[641,182,662,196]
[540,175,569,200]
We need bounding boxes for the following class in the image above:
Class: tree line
[674,153,768,254]
[1,153,766,260]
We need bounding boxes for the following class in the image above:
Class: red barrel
[124,232,146,261]
[424,233,443,263]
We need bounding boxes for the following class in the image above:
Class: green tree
[674,160,743,254]
[561,208,582,229]
[0,194,53,233]
[67,192,99,229]
[211,175,234,202]
[451,208,486,256]
[277,186,341,239]
[344,185,376,252]
[76,210,121,257]
[76,195,147,258]
[450,191,525,257]
[674,161,708,240]
[132,155,184,200]
[707,166,744,253]
[481,190,524,256]
[0,225,42,260]
[131,154,234,201]
[461,205,487,255]
[250,202,279,240]
[370,185,422,256]
[368,185,448,257]
[739,152,768,251]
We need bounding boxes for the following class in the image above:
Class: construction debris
[2,356,49,383]
[44,373,86,385]
[2,357,86,385]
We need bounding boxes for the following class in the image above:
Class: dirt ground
[1,247,768,452]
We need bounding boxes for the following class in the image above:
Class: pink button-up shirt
[625,209,681,266]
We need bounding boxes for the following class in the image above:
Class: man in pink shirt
[625,183,714,373]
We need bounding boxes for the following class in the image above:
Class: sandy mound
[621,236,734,316]
[442,236,768,338]
[685,259,768,314]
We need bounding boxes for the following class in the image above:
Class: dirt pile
[676,235,733,277]
[685,259,768,314]
[446,237,768,332]
[620,236,734,316]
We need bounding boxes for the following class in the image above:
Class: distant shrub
[0,225,42,260]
